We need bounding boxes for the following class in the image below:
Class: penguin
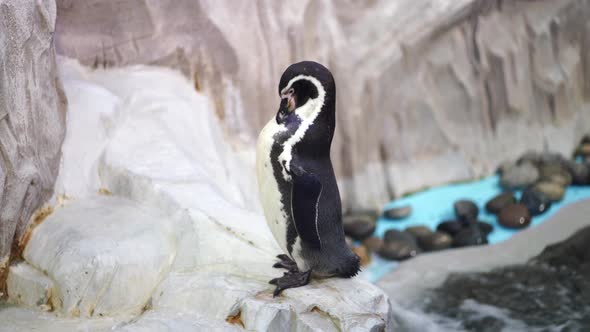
[256,61,360,297]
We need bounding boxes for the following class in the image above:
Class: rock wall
[54,0,590,210]
[0,0,66,292]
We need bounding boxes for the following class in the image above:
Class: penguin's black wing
[290,165,322,249]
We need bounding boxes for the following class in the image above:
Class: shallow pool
[362,175,590,282]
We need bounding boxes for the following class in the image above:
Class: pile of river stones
[343,135,590,264]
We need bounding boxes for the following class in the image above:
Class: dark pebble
[362,237,384,253]
[419,231,453,251]
[436,220,463,237]
[454,200,479,224]
[520,188,552,216]
[452,224,488,248]
[378,242,421,261]
[404,226,433,241]
[498,203,532,229]
[575,143,590,157]
[569,162,590,185]
[383,205,412,220]
[380,229,421,260]
[342,214,376,240]
[485,192,516,214]
[383,229,417,245]
[478,221,494,235]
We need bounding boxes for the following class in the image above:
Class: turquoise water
[364,175,590,282]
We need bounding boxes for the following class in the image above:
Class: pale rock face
[55,0,590,210]
[5,61,394,331]
[6,262,53,309]
[0,0,67,289]
[23,196,178,318]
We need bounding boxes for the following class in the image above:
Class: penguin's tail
[337,251,361,278]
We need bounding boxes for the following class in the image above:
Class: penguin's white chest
[256,119,290,254]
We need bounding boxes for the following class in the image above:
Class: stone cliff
[0,0,67,293]
[54,0,590,209]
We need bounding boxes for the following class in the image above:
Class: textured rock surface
[54,0,590,210]
[378,198,590,307]
[6,262,53,309]
[3,62,395,330]
[23,197,178,318]
[0,0,67,291]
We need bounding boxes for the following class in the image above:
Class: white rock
[113,308,242,332]
[7,262,54,310]
[53,75,121,199]
[22,196,177,318]
[9,61,394,330]
[0,305,124,332]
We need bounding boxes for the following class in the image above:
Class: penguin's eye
[288,88,294,95]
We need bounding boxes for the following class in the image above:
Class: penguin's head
[275,61,335,126]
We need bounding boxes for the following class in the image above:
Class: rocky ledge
[0,60,394,331]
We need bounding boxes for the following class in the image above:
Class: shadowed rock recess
[55,0,590,209]
[0,0,67,293]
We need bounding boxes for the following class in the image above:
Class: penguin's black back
[270,61,359,277]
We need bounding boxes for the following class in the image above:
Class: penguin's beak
[276,98,289,124]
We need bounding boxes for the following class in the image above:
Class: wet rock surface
[452,224,488,248]
[383,205,412,220]
[362,237,384,253]
[436,220,463,237]
[477,221,494,235]
[343,214,376,240]
[423,226,590,331]
[379,230,421,260]
[520,189,552,216]
[418,232,453,252]
[453,200,479,224]
[484,192,516,214]
[404,226,432,240]
[497,204,531,229]
[568,162,590,185]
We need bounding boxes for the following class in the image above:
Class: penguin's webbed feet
[269,270,312,297]
[273,254,298,272]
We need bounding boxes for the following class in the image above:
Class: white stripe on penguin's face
[278,75,326,181]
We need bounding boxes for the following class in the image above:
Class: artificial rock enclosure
[1,0,590,331]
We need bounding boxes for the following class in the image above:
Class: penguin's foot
[273,254,298,272]
[269,270,312,297]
